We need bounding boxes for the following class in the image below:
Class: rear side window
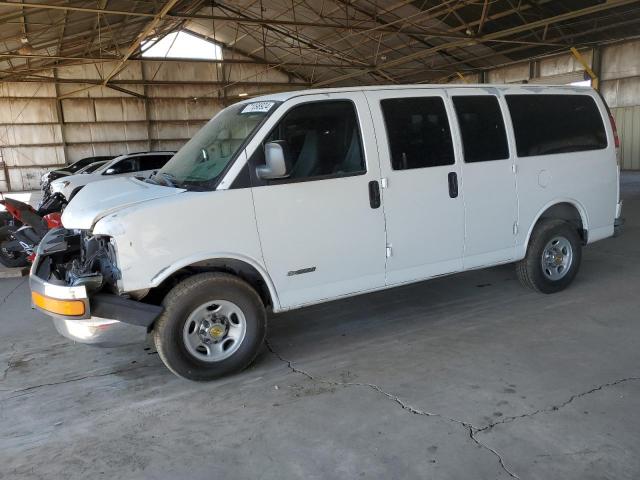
[452,96,509,162]
[380,97,454,170]
[506,94,607,157]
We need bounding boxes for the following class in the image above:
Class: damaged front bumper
[30,228,162,347]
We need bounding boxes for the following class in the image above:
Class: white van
[30,85,623,381]
[49,151,175,201]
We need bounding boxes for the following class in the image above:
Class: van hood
[61,177,185,230]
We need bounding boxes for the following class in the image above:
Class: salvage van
[30,85,624,381]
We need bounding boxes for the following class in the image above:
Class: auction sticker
[241,101,275,114]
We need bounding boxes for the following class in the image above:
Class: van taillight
[609,113,620,149]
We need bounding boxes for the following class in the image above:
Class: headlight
[50,181,68,194]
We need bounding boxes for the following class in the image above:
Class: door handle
[368,180,381,209]
[448,172,458,198]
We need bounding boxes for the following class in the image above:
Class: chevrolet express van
[30,85,623,381]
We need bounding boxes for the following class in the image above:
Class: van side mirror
[256,141,291,180]
[104,167,116,175]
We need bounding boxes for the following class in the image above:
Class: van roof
[241,83,594,104]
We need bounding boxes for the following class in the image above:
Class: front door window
[261,100,366,182]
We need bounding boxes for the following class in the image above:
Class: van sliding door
[365,89,465,285]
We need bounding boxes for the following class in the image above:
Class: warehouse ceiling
[1,0,640,94]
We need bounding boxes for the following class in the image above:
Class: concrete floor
[2,173,639,480]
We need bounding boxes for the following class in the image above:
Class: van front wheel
[153,273,266,381]
[516,219,582,294]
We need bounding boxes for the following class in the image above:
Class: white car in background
[50,151,175,201]
[74,160,110,174]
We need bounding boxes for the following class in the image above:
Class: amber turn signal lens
[32,292,85,316]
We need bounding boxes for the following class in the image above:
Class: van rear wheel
[153,272,266,381]
[516,219,582,294]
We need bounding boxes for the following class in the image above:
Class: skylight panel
[141,31,222,60]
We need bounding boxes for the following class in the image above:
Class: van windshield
[153,101,277,190]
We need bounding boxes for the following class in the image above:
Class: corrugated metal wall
[0,48,302,191]
[601,40,640,171]
[0,82,61,190]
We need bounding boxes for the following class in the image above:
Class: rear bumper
[30,242,162,347]
[614,216,625,237]
[614,201,624,237]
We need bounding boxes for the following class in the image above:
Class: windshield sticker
[241,101,275,114]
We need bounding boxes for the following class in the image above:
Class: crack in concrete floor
[0,342,17,383]
[265,340,521,478]
[2,321,636,479]
[3,364,156,399]
[1,336,637,479]
[1,300,636,479]
[476,376,640,434]
[0,277,27,307]
[267,339,640,480]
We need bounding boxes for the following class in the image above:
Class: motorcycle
[0,194,66,267]
[0,189,65,228]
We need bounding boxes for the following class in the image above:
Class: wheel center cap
[554,253,564,265]
[209,324,225,339]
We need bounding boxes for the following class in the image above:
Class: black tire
[0,226,29,268]
[516,219,582,294]
[153,272,267,381]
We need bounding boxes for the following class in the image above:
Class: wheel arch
[524,199,590,250]
[147,253,281,312]
[68,185,84,201]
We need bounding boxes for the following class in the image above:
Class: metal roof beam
[333,1,478,72]
[0,1,157,18]
[13,76,310,87]
[0,1,475,37]
[101,0,180,85]
[0,52,380,68]
[313,0,640,87]
[390,15,640,83]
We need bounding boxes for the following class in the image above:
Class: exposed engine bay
[34,228,120,294]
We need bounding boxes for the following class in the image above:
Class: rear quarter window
[452,95,509,163]
[505,94,607,157]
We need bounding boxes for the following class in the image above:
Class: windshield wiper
[152,171,178,187]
